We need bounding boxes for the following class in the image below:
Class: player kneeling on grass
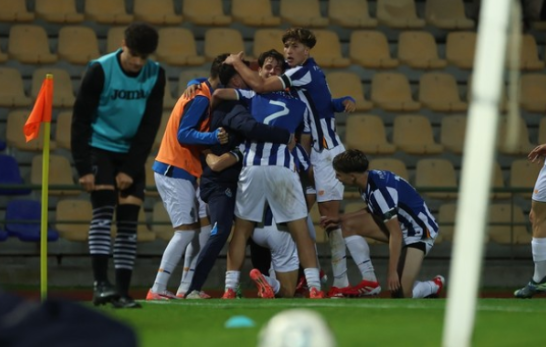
[321,149,444,298]
[250,207,301,298]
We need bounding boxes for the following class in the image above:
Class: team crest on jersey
[225,188,233,197]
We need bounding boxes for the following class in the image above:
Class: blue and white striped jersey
[236,89,307,169]
[279,58,342,151]
[293,143,311,173]
[360,170,439,239]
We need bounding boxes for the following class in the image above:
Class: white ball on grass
[258,309,336,347]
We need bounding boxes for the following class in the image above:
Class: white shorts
[196,187,208,219]
[155,173,199,227]
[310,145,345,202]
[252,225,299,273]
[305,186,317,196]
[533,163,546,202]
[235,166,308,224]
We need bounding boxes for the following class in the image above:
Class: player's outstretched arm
[222,104,291,144]
[225,52,284,93]
[332,96,356,113]
[177,96,225,145]
[528,144,546,163]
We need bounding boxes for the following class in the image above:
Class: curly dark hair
[282,28,317,49]
[333,150,369,174]
[218,58,250,86]
[258,49,284,68]
[124,23,159,55]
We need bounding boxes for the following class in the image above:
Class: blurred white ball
[258,309,336,347]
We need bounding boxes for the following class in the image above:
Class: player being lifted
[213,86,325,299]
[223,28,365,297]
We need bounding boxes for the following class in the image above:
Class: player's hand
[217,127,229,144]
[224,52,244,65]
[343,99,356,113]
[320,216,340,230]
[387,271,400,292]
[116,172,134,191]
[78,173,95,192]
[183,83,201,99]
[528,144,546,164]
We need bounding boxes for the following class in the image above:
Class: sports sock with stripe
[89,190,116,283]
[152,229,196,293]
[114,204,140,297]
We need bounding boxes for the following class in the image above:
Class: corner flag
[24,74,53,142]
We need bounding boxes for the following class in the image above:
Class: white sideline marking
[141,300,546,313]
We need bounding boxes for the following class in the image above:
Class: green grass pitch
[99,298,546,347]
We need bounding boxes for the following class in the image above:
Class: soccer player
[223,28,359,297]
[182,62,295,299]
[174,191,211,299]
[71,23,164,308]
[215,88,325,299]
[515,143,546,298]
[322,149,444,299]
[145,54,229,300]
[250,207,301,298]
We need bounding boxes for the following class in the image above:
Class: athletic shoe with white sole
[353,279,382,297]
[185,290,212,299]
[514,277,546,298]
[250,269,275,299]
[145,289,176,301]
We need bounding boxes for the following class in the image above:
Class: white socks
[329,228,349,288]
[345,235,377,282]
[225,270,241,290]
[151,229,196,293]
[304,268,321,290]
[177,225,212,294]
[532,237,546,283]
[412,280,438,298]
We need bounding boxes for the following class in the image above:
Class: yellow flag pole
[40,74,53,301]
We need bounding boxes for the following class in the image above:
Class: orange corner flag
[24,74,54,142]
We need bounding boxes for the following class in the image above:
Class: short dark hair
[258,49,284,68]
[282,28,316,49]
[218,59,250,86]
[124,23,159,55]
[210,53,230,80]
[332,150,369,174]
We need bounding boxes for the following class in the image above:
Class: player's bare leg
[515,200,546,298]
[287,217,324,298]
[275,270,299,298]
[394,247,443,299]
[319,200,351,296]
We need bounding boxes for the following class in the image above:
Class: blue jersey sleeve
[332,96,356,112]
[177,96,219,145]
[280,66,312,89]
[187,77,207,87]
[222,104,291,144]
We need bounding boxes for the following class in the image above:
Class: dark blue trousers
[187,179,236,293]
